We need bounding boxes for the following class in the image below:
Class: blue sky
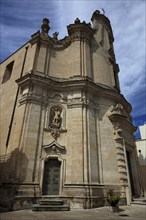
[0,0,146,138]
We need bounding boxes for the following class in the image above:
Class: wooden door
[42,159,61,195]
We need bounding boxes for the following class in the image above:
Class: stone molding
[16,72,132,113]
[16,73,132,116]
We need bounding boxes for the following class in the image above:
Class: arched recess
[45,104,66,130]
[2,61,14,84]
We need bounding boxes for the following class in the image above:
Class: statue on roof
[41,18,50,34]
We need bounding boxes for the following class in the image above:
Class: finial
[41,18,50,34]
[95,10,100,15]
[74,18,81,24]
[91,10,100,22]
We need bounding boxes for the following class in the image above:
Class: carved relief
[113,124,122,140]
[51,129,60,140]
[108,103,124,115]
[43,141,66,155]
[107,104,124,139]
[107,103,130,124]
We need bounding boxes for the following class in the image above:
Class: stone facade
[0,10,141,210]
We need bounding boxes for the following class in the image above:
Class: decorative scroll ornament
[51,129,60,140]
[107,104,124,140]
[43,141,66,154]
[113,124,122,140]
[109,103,123,114]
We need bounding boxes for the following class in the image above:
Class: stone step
[0,205,9,213]
[39,199,63,205]
[132,197,146,202]
[131,197,146,206]
[32,197,70,211]
[32,204,70,211]
[131,203,146,207]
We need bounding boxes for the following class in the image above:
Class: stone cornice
[16,72,132,113]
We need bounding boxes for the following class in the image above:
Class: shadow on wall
[138,153,146,166]
[138,152,146,196]
[0,148,29,209]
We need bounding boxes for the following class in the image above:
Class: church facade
[0,10,141,210]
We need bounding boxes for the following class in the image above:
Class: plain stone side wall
[0,43,35,154]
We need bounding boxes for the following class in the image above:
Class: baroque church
[0,10,142,210]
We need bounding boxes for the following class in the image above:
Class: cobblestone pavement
[0,205,146,220]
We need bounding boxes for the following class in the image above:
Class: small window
[2,61,14,84]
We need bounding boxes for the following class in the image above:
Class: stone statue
[51,107,62,129]
[41,18,50,34]
[53,32,59,40]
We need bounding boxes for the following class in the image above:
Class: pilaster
[67,18,94,78]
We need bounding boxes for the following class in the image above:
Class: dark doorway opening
[42,159,61,195]
[126,151,135,196]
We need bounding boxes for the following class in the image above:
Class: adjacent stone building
[136,124,146,197]
[0,10,141,210]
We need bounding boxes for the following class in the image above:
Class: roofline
[136,139,146,142]
[0,40,30,65]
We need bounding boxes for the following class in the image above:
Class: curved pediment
[43,141,66,154]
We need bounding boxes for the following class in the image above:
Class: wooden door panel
[42,159,61,195]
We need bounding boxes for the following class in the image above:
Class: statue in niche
[50,107,62,129]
